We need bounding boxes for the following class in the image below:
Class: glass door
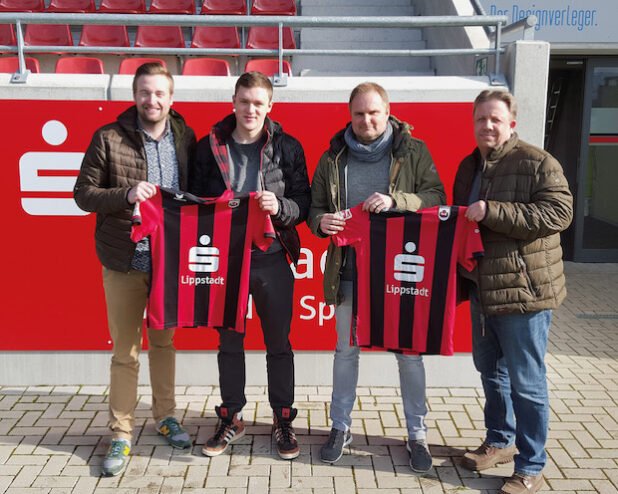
[575,59,618,261]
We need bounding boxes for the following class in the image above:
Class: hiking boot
[461,441,517,471]
[157,417,192,449]
[272,407,299,460]
[407,439,433,474]
[320,428,352,464]
[499,472,544,494]
[101,438,130,477]
[202,406,245,457]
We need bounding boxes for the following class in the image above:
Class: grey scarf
[344,122,393,162]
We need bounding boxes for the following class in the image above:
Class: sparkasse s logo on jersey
[181,234,225,286]
[189,235,220,272]
[19,120,87,216]
[386,241,430,297]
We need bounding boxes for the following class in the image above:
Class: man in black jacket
[190,72,311,460]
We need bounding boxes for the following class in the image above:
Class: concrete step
[301,27,423,44]
[301,39,426,50]
[302,5,414,16]
[292,54,431,73]
[300,0,412,7]
[296,68,436,77]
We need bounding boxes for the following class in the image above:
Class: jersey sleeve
[332,205,369,247]
[130,187,162,243]
[457,207,484,272]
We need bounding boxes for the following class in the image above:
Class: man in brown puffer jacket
[74,62,196,477]
[453,90,572,494]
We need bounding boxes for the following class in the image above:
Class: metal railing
[0,12,510,85]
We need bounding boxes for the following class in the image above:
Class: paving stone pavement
[0,262,617,493]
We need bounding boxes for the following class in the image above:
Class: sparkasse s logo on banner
[19,120,87,216]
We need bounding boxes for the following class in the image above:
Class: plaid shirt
[131,119,179,272]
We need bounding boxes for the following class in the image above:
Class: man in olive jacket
[453,90,572,494]
[74,63,196,477]
[308,82,445,472]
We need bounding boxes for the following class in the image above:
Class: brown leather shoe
[499,473,544,494]
[461,441,517,471]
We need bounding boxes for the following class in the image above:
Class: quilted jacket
[74,106,196,272]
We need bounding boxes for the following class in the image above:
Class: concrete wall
[501,40,550,147]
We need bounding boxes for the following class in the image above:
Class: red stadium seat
[0,56,40,73]
[182,58,230,76]
[55,56,104,74]
[149,0,195,14]
[245,59,292,77]
[98,0,145,14]
[200,0,246,15]
[191,26,240,49]
[135,26,185,48]
[0,24,16,46]
[48,0,95,13]
[246,27,295,50]
[118,57,166,74]
[25,24,73,47]
[251,0,296,16]
[79,25,129,48]
[0,0,44,12]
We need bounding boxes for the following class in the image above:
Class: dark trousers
[217,249,295,413]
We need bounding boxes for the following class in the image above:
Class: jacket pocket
[517,254,537,299]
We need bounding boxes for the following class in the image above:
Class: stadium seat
[98,0,145,14]
[135,26,185,48]
[118,57,166,74]
[48,0,96,13]
[0,24,16,46]
[191,26,240,49]
[78,25,130,48]
[55,56,104,74]
[0,0,44,12]
[149,0,195,14]
[24,24,73,48]
[0,56,40,73]
[245,59,292,77]
[200,0,246,15]
[246,27,296,50]
[182,58,230,76]
[251,0,296,16]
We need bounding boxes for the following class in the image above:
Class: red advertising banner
[0,99,476,351]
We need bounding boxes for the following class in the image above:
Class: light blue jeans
[469,283,551,476]
[330,281,428,440]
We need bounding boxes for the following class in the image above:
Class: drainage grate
[576,314,618,320]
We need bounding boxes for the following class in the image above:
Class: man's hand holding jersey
[128,181,157,205]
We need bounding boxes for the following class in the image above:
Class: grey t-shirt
[227,137,263,193]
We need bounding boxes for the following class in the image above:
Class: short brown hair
[473,90,517,120]
[349,82,389,110]
[235,71,273,100]
[132,62,174,95]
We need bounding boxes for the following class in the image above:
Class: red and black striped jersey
[333,204,483,355]
[131,187,275,332]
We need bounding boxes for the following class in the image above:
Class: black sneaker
[320,428,352,464]
[407,439,433,474]
[272,407,299,460]
[201,406,245,457]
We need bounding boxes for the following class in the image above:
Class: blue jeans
[469,283,551,476]
[330,281,428,440]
